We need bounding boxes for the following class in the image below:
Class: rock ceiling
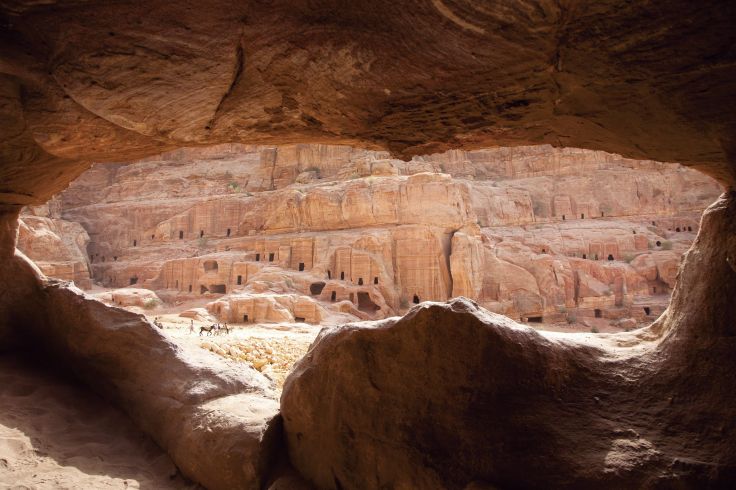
[1,0,735,206]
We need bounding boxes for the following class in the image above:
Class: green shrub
[143,298,159,310]
[590,326,599,333]
[399,297,410,309]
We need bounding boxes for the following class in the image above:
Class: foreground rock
[8,246,280,489]
[281,193,736,489]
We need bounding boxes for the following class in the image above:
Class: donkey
[199,324,216,336]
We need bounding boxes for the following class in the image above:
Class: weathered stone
[281,194,736,488]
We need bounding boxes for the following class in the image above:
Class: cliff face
[25,143,720,329]
[17,197,92,289]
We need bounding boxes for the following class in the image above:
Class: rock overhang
[1,0,735,208]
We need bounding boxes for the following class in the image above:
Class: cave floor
[0,355,199,489]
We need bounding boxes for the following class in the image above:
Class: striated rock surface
[30,143,721,330]
[281,194,736,489]
[1,1,735,209]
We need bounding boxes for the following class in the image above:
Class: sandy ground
[0,355,199,490]
[155,314,321,389]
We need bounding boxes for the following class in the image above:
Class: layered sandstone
[17,197,92,288]
[28,144,720,331]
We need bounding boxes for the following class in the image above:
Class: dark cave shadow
[0,353,200,490]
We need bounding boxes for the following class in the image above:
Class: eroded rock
[281,194,736,489]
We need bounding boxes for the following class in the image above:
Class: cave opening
[255,253,260,261]
[203,260,218,272]
[310,282,326,295]
[526,316,543,323]
[210,284,226,294]
[607,254,614,261]
[358,277,363,285]
[179,230,184,239]
[227,228,231,237]
[357,292,379,313]
[130,277,138,285]
[237,275,242,285]
[594,309,602,318]
[644,306,651,316]
[331,291,337,302]
[269,253,274,262]
[299,262,305,271]
[243,314,249,323]
[413,294,420,304]
[200,285,208,294]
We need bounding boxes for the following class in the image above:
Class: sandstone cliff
[20,144,721,330]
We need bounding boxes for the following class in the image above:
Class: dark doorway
[226,228,231,237]
[295,316,306,322]
[656,241,661,247]
[526,316,543,323]
[562,215,566,220]
[687,226,692,232]
[582,254,587,259]
[203,260,218,272]
[331,291,336,302]
[269,253,274,262]
[358,278,363,285]
[256,253,260,261]
[413,294,420,304]
[151,234,154,239]
[327,270,331,279]
[243,314,249,323]
[310,282,326,295]
[237,275,242,285]
[200,230,204,238]
[188,285,192,292]
[675,227,680,232]
[133,239,137,247]
[113,256,117,261]
[130,277,138,285]
[299,262,305,271]
[179,230,184,239]
[357,292,379,313]
[644,307,651,316]
[594,309,602,318]
[200,285,208,294]
[581,213,585,219]
[340,271,345,280]
[374,277,379,285]
[210,284,226,294]
[607,254,614,261]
